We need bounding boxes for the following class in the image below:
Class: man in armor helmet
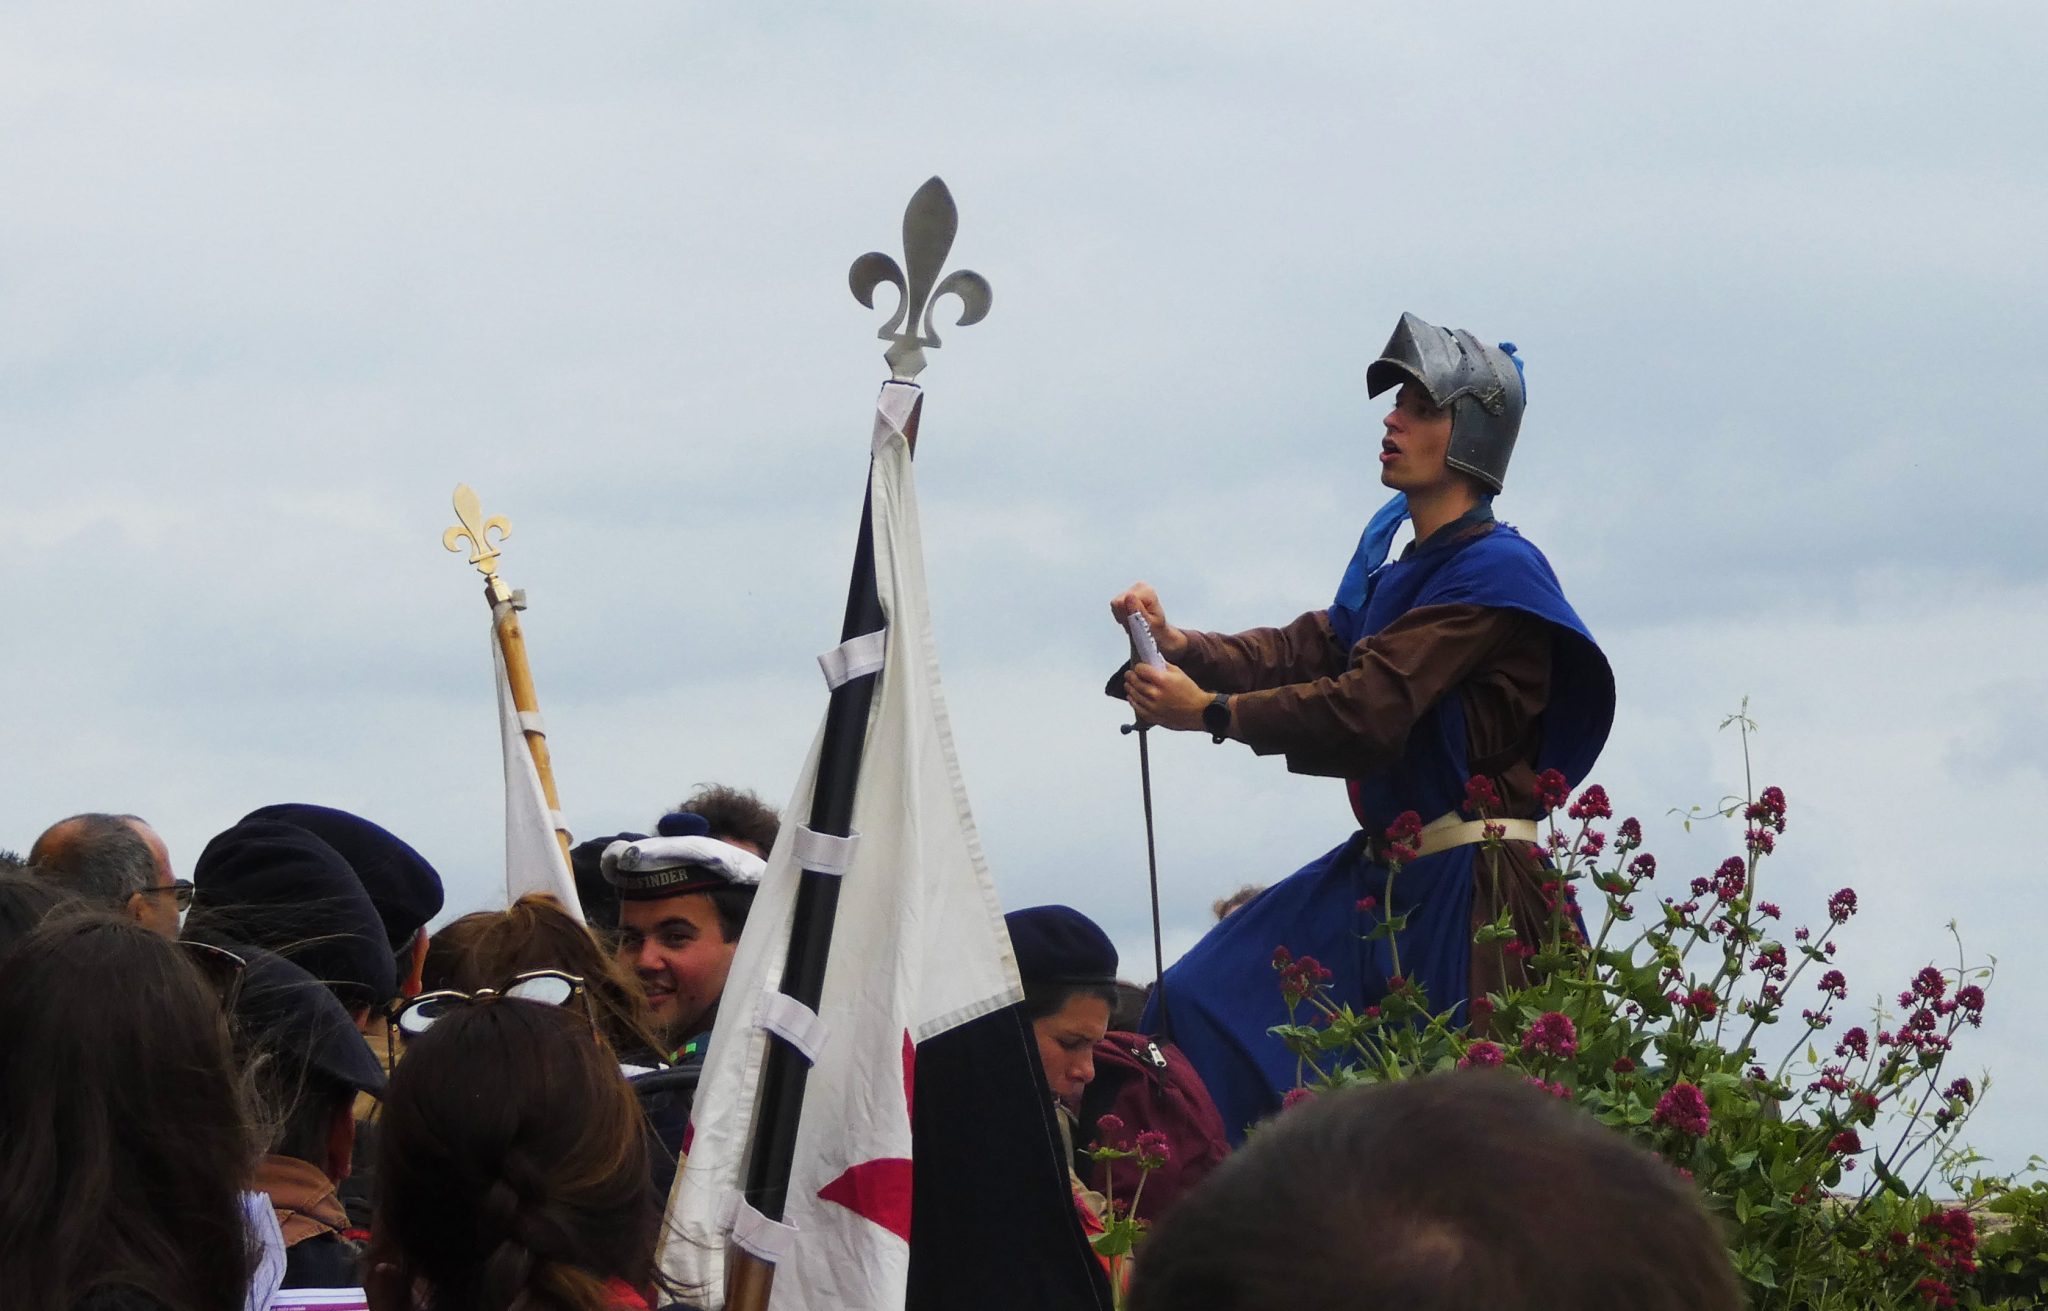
[1110,311,1615,1141]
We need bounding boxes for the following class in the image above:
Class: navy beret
[224,942,387,1096]
[192,821,397,1011]
[243,803,444,951]
[1005,905,1118,986]
[656,811,713,839]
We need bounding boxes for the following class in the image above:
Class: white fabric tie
[817,628,887,691]
[730,1196,800,1265]
[517,710,546,734]
[792,825,859,878]
[757,989,830,1066]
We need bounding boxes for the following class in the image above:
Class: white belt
[1409,811,1541,860]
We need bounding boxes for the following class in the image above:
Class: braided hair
[373,1000,662,1311]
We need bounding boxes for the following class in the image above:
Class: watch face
[1203,697,1229,734]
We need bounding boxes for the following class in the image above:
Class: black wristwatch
[1202,693,1232,743]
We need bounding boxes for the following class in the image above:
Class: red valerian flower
[1817,969,1848,1000]
[1135,1130,1172,1168]
[1278,955,1333,1003]
[1534,768,1570,811]
[1829,1129,1862,1155]
[1522,1077,1571,1099]
[1711,857,1747,902]
[1944,1077,1975,1104]
[1611,1056,1636,1074]
[1653,1082,1711,1137]
[1627,853,1657,881]
[1912,966,1947,1001]
[1578,830,1607,859]
[1616,815,1643,849]
[1458,1040,1505,1069]
[1521,1011,1578,1060]
[1745,826,1776,856]
[1280,1087,1317,1112]
[1355,895,1378,913]
[1567,784,1612,821]
[1468,996,1495,1024]
[1462,775,1501,815]
[1744,785,1788,833]
[1092,1114,1129,1151]
[1380,810,1423,865]
[1758,900,1781,919]
[1271,946,1293,967]
[1955,984,1985,1012]
[1836,1027,1870,1058]
[1828,887,1858,923]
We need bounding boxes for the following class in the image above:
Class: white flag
[662,384,1023,1310]
[494,634,582,918]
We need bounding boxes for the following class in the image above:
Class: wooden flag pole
[443,483,574,868]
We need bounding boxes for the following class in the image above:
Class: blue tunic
[1142,521,1613,1142]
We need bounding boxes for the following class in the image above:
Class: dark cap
[571,832,645,931]
[192,821,398,1011]
[227,943,387,1096]
[243,803,444,951]
[1005,905,1118,986]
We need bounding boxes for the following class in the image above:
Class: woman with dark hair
[371,996,687,1311]
[0,868,78,959]
[0,914,259,1310]
[421,893,668,1066]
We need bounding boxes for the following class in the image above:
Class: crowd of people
[1,314,1745,1308]
[0,791,1742,1311]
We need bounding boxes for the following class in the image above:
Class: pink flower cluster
[1652,1081,1711,1137]
[1521,1011,1578,1061]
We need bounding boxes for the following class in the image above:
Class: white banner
[661,382,1022,1309]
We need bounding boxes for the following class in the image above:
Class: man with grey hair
[27,813,185,939]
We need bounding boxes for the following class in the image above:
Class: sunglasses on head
[178,939,248,1012]
[393,969,588,1039]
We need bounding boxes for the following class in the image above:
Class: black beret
[571,832,645,932]
[192,821,397,1011]
[243,803,444,950]
[1005,905,1118,987]
[226,942,387,1096]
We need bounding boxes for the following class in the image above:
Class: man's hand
[1109,581,1188,660]
[1124,662,1213,732]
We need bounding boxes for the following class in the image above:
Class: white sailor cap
[599,835,767,900]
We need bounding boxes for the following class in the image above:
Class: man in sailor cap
[602,811,765,1060]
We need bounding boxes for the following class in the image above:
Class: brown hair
[1128,1072,1741,1311]
[0,914,257,1310]
[672,783,782,855]
[374,999,662,1311]
[423,894,667,1061]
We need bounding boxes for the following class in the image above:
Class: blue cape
[1143,521,1614,1141]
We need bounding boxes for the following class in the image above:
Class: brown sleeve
[1224,603,1549,779]
[1175,610,1348,694]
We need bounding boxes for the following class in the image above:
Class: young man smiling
[1112,312,1615,1141]
[602,819,765,1062]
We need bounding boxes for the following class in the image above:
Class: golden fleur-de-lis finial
[443,483,512,577]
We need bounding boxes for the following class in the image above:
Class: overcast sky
[4,2,2043,1169]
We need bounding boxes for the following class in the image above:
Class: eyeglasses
[137,879,196,912]
[178,939,248,1012]
[393,969,587,1039]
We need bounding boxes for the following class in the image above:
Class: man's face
[1031,992,1112,1109]
[124,819,182,940]
[617,892,736,1046]
[1379,381,1459,496]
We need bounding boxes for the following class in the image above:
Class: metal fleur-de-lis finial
[849,176,993,380]
[443,483,513,595]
